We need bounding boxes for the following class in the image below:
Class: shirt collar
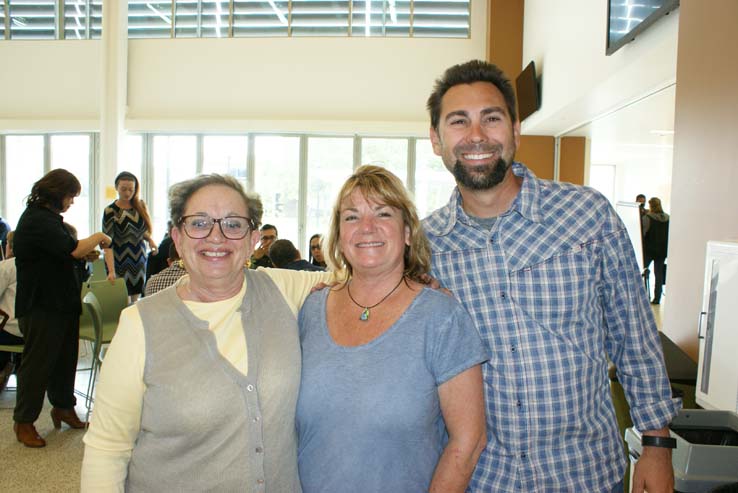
[425,162,544,237]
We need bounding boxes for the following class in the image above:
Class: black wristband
[641,435,677,449]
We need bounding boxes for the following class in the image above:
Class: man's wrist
[641,435,677,449]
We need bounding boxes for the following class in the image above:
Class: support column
[99,0,128,215]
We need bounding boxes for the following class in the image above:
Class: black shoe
[651,299,660,305]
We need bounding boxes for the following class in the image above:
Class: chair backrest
[87,279,129,343]
[0,343,23,353]
[0,308,22,353]
[79,291,103,347]
[89,258,107,282]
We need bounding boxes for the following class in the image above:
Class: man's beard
[452,156,511,190]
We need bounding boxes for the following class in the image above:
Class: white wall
[521,0,679,137]
[662,0,738,360]
[0,0,488,135]
[0,41,102,130]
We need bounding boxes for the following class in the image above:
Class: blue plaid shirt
[423,162,680,492]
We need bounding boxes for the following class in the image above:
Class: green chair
[87,279,129,360]
[79,290,103,409]
[0,308,23,392]
[89,258,107,281]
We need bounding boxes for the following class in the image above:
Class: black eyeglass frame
[178,214,256,240]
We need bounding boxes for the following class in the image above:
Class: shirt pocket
[511,243,603,359]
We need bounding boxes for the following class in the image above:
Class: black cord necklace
[346,276,405,322]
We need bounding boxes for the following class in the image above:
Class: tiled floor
[0,344,96,492]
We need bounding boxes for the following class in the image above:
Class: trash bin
[625,409,738,492]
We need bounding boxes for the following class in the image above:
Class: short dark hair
[636,194,646,201]
[26,168,81,212]
[260,224,278,236]
[427,59,518,130]
[268,239,299,268]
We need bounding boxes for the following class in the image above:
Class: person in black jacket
[642,197,669,304]
[12,169,110,448]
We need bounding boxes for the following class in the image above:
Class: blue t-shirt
[296,286,489,492]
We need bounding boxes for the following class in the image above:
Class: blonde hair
[325,165,431,282]
[648,197,664,214]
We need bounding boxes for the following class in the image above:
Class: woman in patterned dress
[102,171,156,303]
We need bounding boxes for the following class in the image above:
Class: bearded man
[422,60,680,493]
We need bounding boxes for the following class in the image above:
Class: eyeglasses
[310,244,322,250]
[179,215,255,240]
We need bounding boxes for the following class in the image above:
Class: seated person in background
[249,224,278,269]
[0,216,10,259]
[0,231,23,393]
[146,221,174,279]
[144,242,187,297]
[308,234,327,269]
[269,239,325,272]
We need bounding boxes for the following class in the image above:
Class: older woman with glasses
[81,174,333,492]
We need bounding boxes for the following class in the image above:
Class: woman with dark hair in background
[102,171,156,303]
[12,168,110,448]
[308,233,327,268]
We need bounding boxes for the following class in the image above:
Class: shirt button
[521,453,527,459]
[501,292,506,299]
[253,416,260,422]
[255,447,263,453]
[510,345,516,352]
[516,400,522,408]
[247,384,255,392]
[256,478,265,485]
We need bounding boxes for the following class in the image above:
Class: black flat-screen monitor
[515,61,540,122]
[606,0,679,55]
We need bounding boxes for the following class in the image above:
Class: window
[361,138,408,184]
[202,135,248,189]
[412,0,470,38]
[173,0,231,38]
[232,0,289,37]
[151,135,197,239]
[1,133,458,258]
[253,136,300,244]
[51,135,91,238]
[1,0,469,40]
[351,0,410,37]
[5,136,45,227]
[291,0,350,36]
[129,0,172,38]
[9,0,56,39]
[0,3,6,38]
[413,138,454,218]
[305,137,353,247]
[62,0,103,40]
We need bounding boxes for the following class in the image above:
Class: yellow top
[81,267,335,492]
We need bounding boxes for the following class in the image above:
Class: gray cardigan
[127,269,302,492]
